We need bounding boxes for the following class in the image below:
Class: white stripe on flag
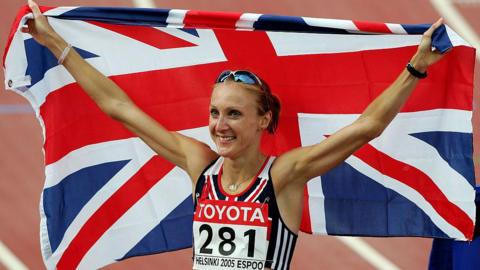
[298,109,475,239]
[16,18,227,109]
[44,126,213,269]
[386,23,408,34]
[346,154,466,239]
[267,32,423,56]
[166,9,187,28]
[45,140,155,269]
[373,116,475,221]
[45,138,155,188]
[300,109,475,217]
[236,13,262,30]
[43,7,79,16]
[303,17,359,32]
[79,167,192,269]
[306,176,327,234]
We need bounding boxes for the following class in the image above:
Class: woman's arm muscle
[51,29,216,180]
[25,1,217,180]
[272,19,445,191]
[120,104,218,181]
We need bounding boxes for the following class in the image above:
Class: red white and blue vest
[193,156,297,270]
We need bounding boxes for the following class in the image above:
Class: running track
[0,0,478,269]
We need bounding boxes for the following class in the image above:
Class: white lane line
[336,237,401,270]
[0,104,33,114]
[431,0,480,61]
[132,0,156,8]
[0,241,29,270]
[452,0,480,4]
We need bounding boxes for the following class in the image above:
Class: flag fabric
[3,6,477,270]
[428,186,480,270]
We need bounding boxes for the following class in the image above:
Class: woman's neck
[222,151,266,184]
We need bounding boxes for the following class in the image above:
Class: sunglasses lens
[234,73,257,84]
[235,71,261,85]
[215,70,262,87]
[216,70,232,83]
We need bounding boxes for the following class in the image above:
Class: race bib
[193,199,269,270]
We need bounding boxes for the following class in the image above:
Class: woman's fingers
[424,18,443,38]
[420,18,444,50]
[433,18,444,28]
[410,18,447,70]
[26,19,34,32]
[28,0,42,18]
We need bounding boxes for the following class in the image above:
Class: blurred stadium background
[0,0,478,269]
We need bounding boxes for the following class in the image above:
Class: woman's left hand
[410,18,446,72]
[22,0,59,48]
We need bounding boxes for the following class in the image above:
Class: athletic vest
[193,156,297,270]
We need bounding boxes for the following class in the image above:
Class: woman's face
[209,82,269,159]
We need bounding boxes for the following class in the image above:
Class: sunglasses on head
[215,70,263,88]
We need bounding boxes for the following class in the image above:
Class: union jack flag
[3,6,476,270]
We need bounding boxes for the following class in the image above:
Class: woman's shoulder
[270,147,308,188]
[272,147,304,171]
[176,135,219,183]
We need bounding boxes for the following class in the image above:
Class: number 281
[199,224,256,257]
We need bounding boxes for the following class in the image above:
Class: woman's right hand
[22,0,59,47]
[409,18,445,73]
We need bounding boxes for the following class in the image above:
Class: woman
[24,0,445,269]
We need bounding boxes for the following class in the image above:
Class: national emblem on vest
[193,156,297,270]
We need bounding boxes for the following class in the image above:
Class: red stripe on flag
[56,155,175,270]
[354,143,474,239]
[184,11,242,29]
[87,21,197,49]
[353,21,392,33]
[39,29,474,165]
[212,29,474,114]
[40,67,213,165]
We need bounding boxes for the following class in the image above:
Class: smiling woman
[209,71,279,156]
[21,0,448,269]
[202,73,293,270]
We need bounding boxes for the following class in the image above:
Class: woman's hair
[254,78,281,134]
[219,75,281,134]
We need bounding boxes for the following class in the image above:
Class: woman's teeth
[218,135,235,142]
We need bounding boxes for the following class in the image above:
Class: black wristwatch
[406,63,427,79]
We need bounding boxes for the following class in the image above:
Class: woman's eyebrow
[209,104,243,110]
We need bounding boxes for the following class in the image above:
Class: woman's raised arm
[273,18,446,191]
[23,0,217,181]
